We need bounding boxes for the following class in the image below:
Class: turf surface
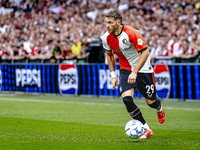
[0,94,200,150]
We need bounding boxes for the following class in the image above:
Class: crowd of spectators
[0,0,200,64]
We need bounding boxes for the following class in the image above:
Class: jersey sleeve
[102,33,111,51]
[127,27,147,52]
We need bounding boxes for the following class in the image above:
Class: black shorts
[119,69,157,100]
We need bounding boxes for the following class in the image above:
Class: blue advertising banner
[0,66,2,91]
[0,64,200,100]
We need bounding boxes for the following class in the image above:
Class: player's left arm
[128,28,149,84]
[128,48,149,84]
[133,48,149,73]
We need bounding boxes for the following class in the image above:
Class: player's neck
[113,24,123,36]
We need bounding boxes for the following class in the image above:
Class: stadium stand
[0,0,200,64]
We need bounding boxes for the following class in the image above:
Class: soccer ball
[125,120,144,139]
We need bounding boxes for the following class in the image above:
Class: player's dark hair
[106,10,122,23]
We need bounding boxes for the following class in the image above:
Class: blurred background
[1,0,200,100]
[0,0,200,64]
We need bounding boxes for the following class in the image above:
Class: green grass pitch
[0,94,200,150]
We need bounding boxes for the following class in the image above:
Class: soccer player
[102,10,165,139]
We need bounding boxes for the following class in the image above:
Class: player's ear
[117,19,121,25]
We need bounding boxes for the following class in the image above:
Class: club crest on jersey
[138,38,143,45]
[122,38,128,44]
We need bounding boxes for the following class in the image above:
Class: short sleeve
[125,27,147,52]
[102,33,111,51]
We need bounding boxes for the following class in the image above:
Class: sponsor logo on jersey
[58,64,78,95]
[121,45,132,51]
[0,67,2,91]
[138,38,143,45]
[113,49,121,53]
[16,68,41,87]
[154,65,171,98]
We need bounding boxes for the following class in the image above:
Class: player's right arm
[102,32,118,89]
[106,50,115,72]
[105,50,118,89]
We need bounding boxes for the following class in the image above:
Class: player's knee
[123,96,133,106]
[123,96,136,112]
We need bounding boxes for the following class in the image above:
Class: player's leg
[145,98,161,112]
[120,70,145,124]
[120,69,153,139]
[136,73,165,124]
[121,89,146,126]
[121,90,153,139]
[145,98,165,124]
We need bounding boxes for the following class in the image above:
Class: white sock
[143,123,151,130]
[156,105,162,113]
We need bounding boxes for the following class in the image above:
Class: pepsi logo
[154,65,171,98]
[58,64,78,95]
[15,68,41,87]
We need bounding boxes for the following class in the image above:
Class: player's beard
[110,23,118,35]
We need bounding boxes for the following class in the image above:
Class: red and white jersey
[167,39,174,51]
[151,46,169,56]
[185,46,197,55]
[31,47,38,55]
[150,46,162,55]
[102,25,153,73]
[171,41,183,56]
[162,49,168,56]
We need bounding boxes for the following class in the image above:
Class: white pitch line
[0,98,63,103]
[167,107,173,109]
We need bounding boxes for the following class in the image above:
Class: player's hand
[111,77,118,89]
[128,72,137,84]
